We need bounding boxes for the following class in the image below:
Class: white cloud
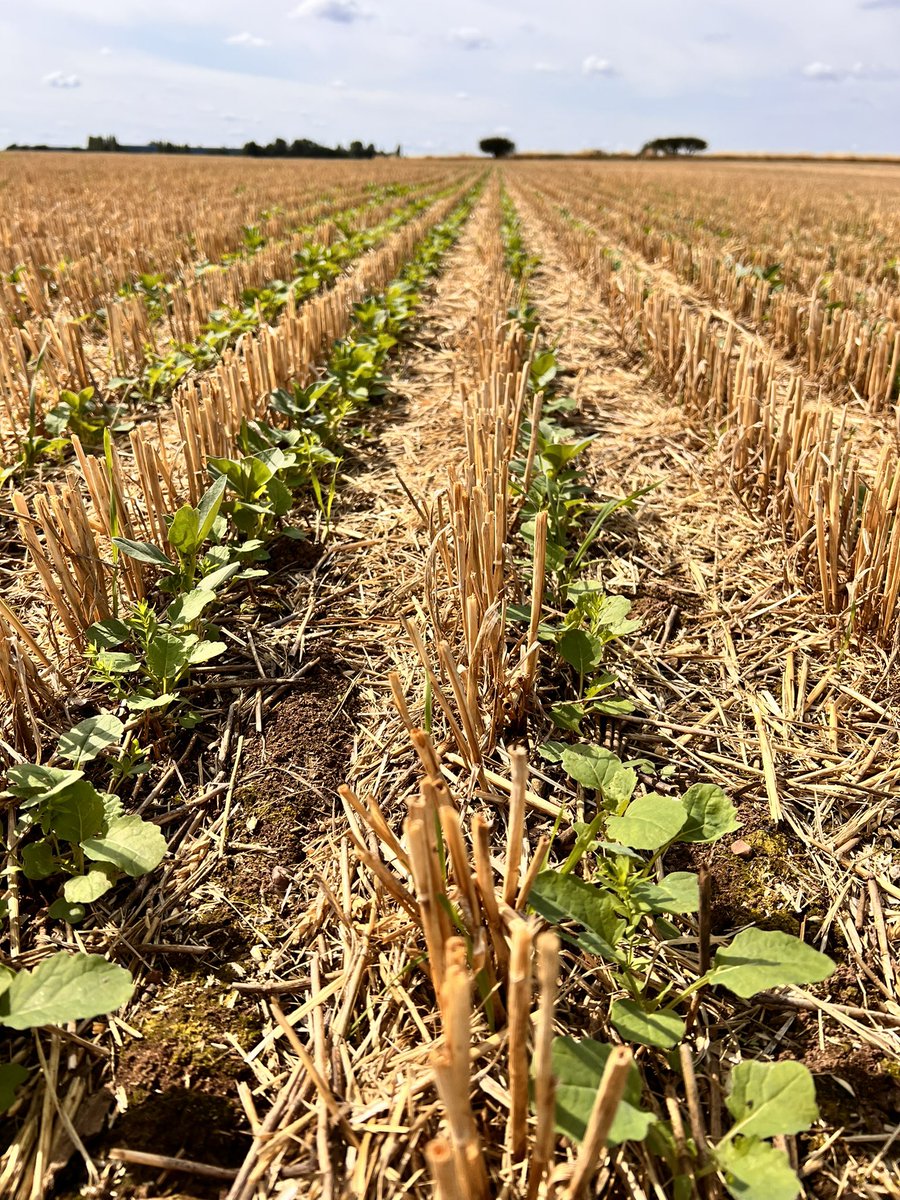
[533,61,560,72]
[289,0,371,21]
[43,71,82,88]
[225,31,270,47]
[450,26,492,50]
[803,60,900,81]
[859,0,900,8]
[99,46,113,55]
[802,61,844,81]
[455,90,469,99]
[582,55,614,76]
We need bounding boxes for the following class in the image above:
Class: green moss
[137,977,258,1083]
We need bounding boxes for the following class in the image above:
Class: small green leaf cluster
[0,952,134,1111]
[500,188,540,282]
[6,713,167,924]
[553,1038,821,1200]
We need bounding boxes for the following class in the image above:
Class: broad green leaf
[0,953,133,1030]
[725,1061,819,1139]
[556,629,604,675]
[198,561,240,591]
[6,764,83,801]
[561,744,634,805]
[632,872,699,914]
[20,842,58,880]
[528,871,625,961]
[549,701,585,732]
[98,791,125,826]
[187,639,226,666]
[46,782,106,843]
[85,617,130,649]
[125,692,178,712]
[551,1037,654,1145]
[610,999,686,1048]
[196,474,227,542]
[47,899,87,924]
[81,815,167,877]
[0,1063,29,1111]
[56,713,124,764]
[166,587,217,627]
[63,864,118,904]
[167,506,200,558]
[606,793,687,851]
[708,929,835,998]
[714,1136,801,1200]
[95,650,139,675]
[145,632,191,685]
[679,784,740,844]
[111,538,174,571]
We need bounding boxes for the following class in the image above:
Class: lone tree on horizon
[640,136,708,157]
[479,136,515,158]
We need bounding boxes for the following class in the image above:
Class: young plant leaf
[528,871,625,961]
[62,864,118,905]
[21,842,58,880]
[708,928,835,998]
[609,999,686,1049]
[56,713,124,764]
[166,587,217,627]
[631,871,700,914]
[81,815,167,877]
[0,953,133,1030]
[0,1063,29,1112]
[714,1137,801,1200]
[551,1037,654,1145]
[85,617,130,650]
[145,632,191,684]
[196,474,228,544]
[46,783,106,843]
[605,793,687,851]
[111,538,175,571]
[679,784,740,844]
[561,744,635,805]
[6,764,83,800]
[725,1061,819,1140]
[556,629,603,675]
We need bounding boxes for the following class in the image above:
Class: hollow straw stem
[524,510,548,692]
[565,1046,633,1200]
[506,920,534,1163]
[502,747,529,907]
[528,932,560,1200]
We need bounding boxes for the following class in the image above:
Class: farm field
[0,153,898,1200]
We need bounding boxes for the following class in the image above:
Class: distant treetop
[640,136,708,157]
[479,136,516,158]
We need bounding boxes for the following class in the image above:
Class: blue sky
[3,0,900,154]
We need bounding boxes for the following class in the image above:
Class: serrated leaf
[551,1037,654,1145]
[56,713,124,764]
[606,793,687,851]
[0,953,133,1030]
[63,864,118,904]
[631,872,699,914]
[714,1136,801,1200]
[81,815,167,877]
[0,1063,29,1111]
[528,871,625,961]
[111,538,174,571]
[708,929,835,998]
[610,999,686,1048]
[679,784,740,844]
[725,1061,819,1140]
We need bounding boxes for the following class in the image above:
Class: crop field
[0,152,898,1200]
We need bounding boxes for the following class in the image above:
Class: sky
[2,0,900,155]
